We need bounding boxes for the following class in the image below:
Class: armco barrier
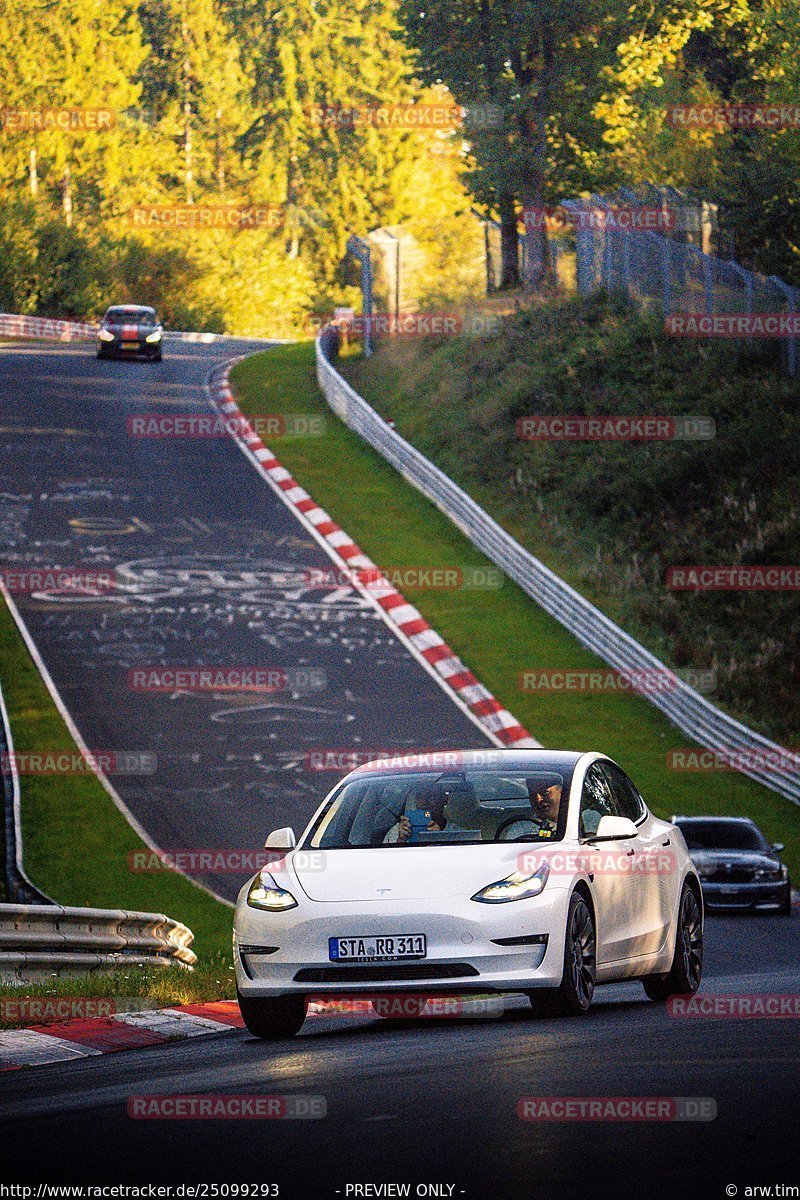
[0,677,52,905]
[0,312,287,345]
[315,329,799,806]
[0,313,98,341]
[0,904,197,982]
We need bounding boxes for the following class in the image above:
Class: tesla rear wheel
[237,990,306,1039]
[643,884,703,1001]
[529,891,596,1017]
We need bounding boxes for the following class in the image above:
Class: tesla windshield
[306,766,572,848]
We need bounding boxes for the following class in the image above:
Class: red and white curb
[0,1001,246,1070]
[208,362,537,749]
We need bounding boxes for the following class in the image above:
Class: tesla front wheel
[529,891,596,1017]
[237,990,306,1039]
[643,884,703,1001]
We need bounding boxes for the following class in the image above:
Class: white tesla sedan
[233,750,703,1038]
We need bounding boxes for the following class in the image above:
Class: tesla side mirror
[772,842,784,854]
[591,815,638,841]
[265,827,296,850]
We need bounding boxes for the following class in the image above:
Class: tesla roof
[350,748,587,775]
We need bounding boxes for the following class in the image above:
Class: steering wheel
[495,817,537,841]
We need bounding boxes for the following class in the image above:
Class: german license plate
[328,934,426,963]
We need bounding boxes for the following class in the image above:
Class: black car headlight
[755,866,785,881]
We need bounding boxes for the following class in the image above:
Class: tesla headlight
[471,861,550,904]
[145,329,162,343]
[98,328,115,341]
[246,871,298,911]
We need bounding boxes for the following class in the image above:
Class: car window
[304,765,574,848]
[602,762,645,823]
[579,763,618,836]
[676,820,767,852]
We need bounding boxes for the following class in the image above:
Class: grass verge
[341,293,800,745]
[0,595,233,959]
[0,953,236,1029]
[230,342,800,881]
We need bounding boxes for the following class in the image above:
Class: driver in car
[526,774,563,835]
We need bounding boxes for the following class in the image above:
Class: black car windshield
[104,307,156,323]
[305,765,572,849]
[677,820,768,852]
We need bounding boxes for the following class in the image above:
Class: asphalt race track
[1,338,799,1199]
[2,914,799,1197]
[0,337,491,899]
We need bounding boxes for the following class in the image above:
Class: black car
[673,815,791,914]
[97,304,163,361]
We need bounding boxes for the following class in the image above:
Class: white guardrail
[315,328,799,806]
[0,313,98,340]
[0,905,197,983]
[0,312,282,344]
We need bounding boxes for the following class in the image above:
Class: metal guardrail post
[702,254,714,315]
[768,275,798,376]
[0,678,52,904]
[661,236,672,315]
[346,235,373,357]
[728,262,754,353]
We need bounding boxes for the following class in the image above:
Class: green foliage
[341,293,800,745]
[594,0,800,282]
[0,0,481,330]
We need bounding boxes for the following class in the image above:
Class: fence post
[603,218,613,289]
[729,262,754,353]
[623,233,632,295]
[660,236,672,315]
[768,275,798,376]
[484,219,492,294]
[346,235,373,357]
[702,253,714,315]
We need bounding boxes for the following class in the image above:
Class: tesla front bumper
[234,886,571,998]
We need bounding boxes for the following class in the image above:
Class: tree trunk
[519,98,555,292]
[62,166,73,227]
[499,193,520,289]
